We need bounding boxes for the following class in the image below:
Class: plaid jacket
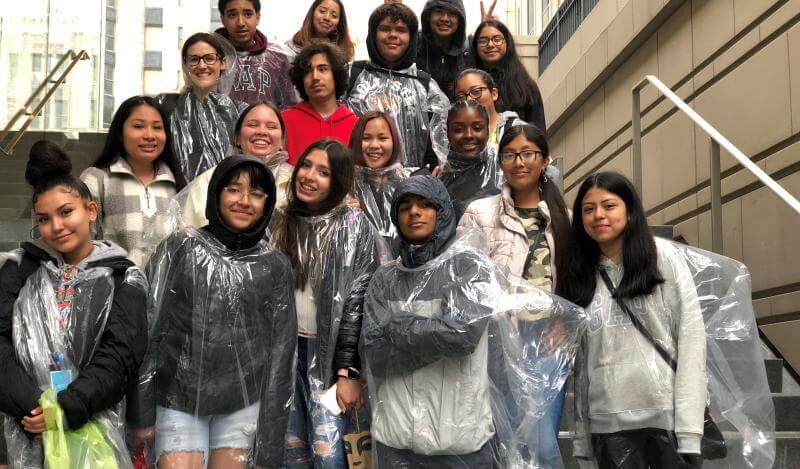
[80,157,177,267]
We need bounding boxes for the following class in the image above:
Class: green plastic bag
[40,388,119,469]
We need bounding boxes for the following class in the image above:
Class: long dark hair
[498,124,571,296]
[292,0,355,61]
[564,172,664,307]
[348,111,403,167]
[93,95,187,190]
[273,139,354,288]
[26,140,93,205]
[471,20,542,117]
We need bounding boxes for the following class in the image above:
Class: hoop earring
[542,173,549,184]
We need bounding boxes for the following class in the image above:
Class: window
[8,53,19,73]
[178,26,184,46]
[144,51,162,70]
[103,95,115,127]
[145,7,164,27]
[32,53,42,73]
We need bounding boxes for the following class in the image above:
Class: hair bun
[25,140,72,188]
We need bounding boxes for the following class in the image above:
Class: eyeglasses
[455,86,489,101]
[222,185,267,202]
[500,150,543,163]
[477,35,505,47]
[185,53,221,67]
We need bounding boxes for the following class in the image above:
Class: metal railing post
[709,140,723,253]
[631,84,643,197]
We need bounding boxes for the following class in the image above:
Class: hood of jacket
[391,175,456,268]
[22,239,133,272]
[291,101,356,124]
[215,27,268,54]
[204,154,276,251]
[420,0,467,56]
[367,14,419,70]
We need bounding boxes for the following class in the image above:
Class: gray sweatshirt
[573,237,707,458]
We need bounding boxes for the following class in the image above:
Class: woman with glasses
[459,123,572,467]
[453,68,523,162]
[471,20,546,134]
[157,32,247,182]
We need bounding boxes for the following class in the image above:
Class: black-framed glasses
[477,35,505,47]
[222,185,267,202]
[185,53,221,67]
[455,86,489,101]
[500,150,543,163]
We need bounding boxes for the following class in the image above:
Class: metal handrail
[632,74,800,253]
[0,49,89,157]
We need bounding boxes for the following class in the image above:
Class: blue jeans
[284,337,347,468]
[536,382,567,467]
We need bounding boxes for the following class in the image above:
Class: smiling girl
[0,141,147,467]
[285,0,355,62]
[348,111,410,244]
[272,139,380,468]
[81,95,186,267]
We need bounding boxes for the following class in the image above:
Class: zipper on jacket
[144,187,151,209]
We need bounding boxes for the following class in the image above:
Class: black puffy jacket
[0,241,147,444]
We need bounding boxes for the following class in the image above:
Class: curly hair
[288,42,349,101]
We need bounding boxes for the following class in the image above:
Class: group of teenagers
[0,0,777,469]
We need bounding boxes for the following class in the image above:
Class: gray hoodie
[573,237,707,458]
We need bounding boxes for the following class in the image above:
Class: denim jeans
[284,336,348,468]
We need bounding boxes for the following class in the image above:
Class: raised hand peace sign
[480,0,499,22]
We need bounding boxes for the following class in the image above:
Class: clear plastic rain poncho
[573,239,775,469]
[158,33,247,181]
[1,243,147,468]
[439,148,503,217]
[136,227,297,467]
[361,175,587,468]
[135,156,297,467]
[351,164,413,244]
[346,64,450,168]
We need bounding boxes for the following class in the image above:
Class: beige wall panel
[565,68,577,103]
[605,144,634,179]
[753,298,772,318]
[692,0,736,68]
[694,34,792,181]
[608,0,635,60]
[712,28,760,75]
[656,2,694,87]
[634,0,667,33]
[720,160,766,197]
[767,291,800,315]
[574,56,588,94]
[564,110,586,169]
[741,171,800,291]
[641,80,695,131]
[579,0,618,56]
[759,0,800,39]
[641,128,663,211]
[648,209,666,225]
[696,198,743,259]
[674,215,700,246]
[764,141,800,174]
[789,22,800,134]
[550,130,567,165]
[692,61,715,93]
[585,32,610,87]
[583,86,607,153]
[544,81,568,128]
[761,321,800,373]
[732,0,775,34]
[604,37,658,138]
[659,112,698,200]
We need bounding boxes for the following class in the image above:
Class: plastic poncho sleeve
[254,255,298,467]
[332,221,381,374]
[0,255,43,421]
[425,78,450,167]
[362,255,493,377]
[57,268,148,430]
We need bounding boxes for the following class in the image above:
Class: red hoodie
[282,101,358,165]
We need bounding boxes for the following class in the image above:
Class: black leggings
[592,429,702,469]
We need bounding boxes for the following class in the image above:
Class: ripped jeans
[154,401,259,465]
[284,337,348,468]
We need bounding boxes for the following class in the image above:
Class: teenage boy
[282,43,358,165]
[216,0,299,107]
[416,0,474,101]
[345,3,450,170]
[361,175,497,467]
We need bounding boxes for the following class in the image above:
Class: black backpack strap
[348,60,367,93]
[599,269,678,371]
